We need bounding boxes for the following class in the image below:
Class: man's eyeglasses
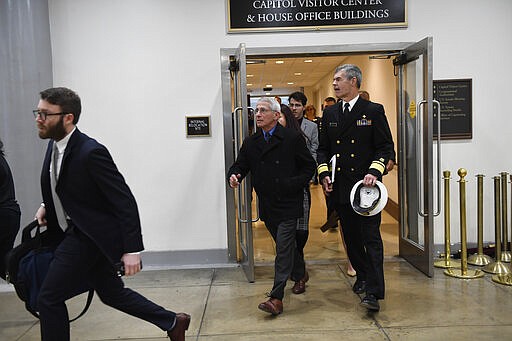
[32,110,69,121]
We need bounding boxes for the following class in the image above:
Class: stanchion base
[492,274,512,286]
[467,253,493,266]
[500,251,511,263]
[434,258,461,268]
[444,268,485,279]
[483,260,511,274]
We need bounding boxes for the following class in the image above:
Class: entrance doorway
[221,38,437,282]
[244,52,400,267]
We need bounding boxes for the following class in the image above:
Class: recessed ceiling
[246,55,350,96]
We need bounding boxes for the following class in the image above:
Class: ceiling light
[266,84,272,87]
[304,59,313,63]
[247,74,254,77]
[247,83,253,86]
[275,60,284,64]
[265,92,271,95]
[246,59,266,64]
[287,82,294,85]
[294,72,302,76]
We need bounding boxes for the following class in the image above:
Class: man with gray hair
[227,97,315,315]
[317,64,394,312]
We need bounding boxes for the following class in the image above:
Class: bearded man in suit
[33,87,189,341]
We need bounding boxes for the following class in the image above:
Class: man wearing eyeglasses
[32,87,190,341]
[227,97,316,316]
[287,91,319,295]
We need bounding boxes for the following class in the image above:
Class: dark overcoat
[227,123,316,224]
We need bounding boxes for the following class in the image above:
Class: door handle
[416,100,428,217]
[232,107,259,223]
[416,100,441,217]
[433,99,441,217]
[232,107,243,158]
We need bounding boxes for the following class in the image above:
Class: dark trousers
[265,218,305,300]
[335,203,385,299]
[295,229,308,278]
[0,209,20,280]
[38,225,176,340]
[294,187,310,278]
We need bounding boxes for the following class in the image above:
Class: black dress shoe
[360,294,380,312]
[352,280,366,294]
[167,313,191,341]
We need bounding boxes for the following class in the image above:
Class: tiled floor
[2,262,512,340]
[2,184,512,340]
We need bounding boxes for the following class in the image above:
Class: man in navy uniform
[317,64,394,312]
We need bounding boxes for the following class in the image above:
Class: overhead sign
[227,0,407,33]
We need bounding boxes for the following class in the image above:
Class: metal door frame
[395,37,439,277]
[221,39,435,281]
[223,43,257,282]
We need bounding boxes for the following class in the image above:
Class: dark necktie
[264,132,271,143]
[343,102,350,116]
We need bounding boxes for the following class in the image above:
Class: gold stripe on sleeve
[317,163,329,175]
[370,160,386,175]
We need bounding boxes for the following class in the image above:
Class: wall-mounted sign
[186,116,211,137]
[433,79,472,140]
[227,0,407,33]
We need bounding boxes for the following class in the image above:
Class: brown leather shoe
[258,298,283,315]
[167,313,191,341]
[320,212,338,232]
[292,271,309,294]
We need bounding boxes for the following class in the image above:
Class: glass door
[231,43,256,282]
[396,37,440,277]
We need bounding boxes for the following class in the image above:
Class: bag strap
[69,289,94,322]
[25,289,94,322]
[21,220,40,243]
[25,304,40,320]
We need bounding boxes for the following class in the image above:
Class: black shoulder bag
[4,220,94,321]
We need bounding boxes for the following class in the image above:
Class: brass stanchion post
[483,176,510,274]
[496,175,512,284]
[435,170,460,268]
[445,169,484,278]
[500,172,510,262]
[468,174,492,266]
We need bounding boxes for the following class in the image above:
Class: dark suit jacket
[317,98,394,204]
[227,123,316,224]
[41,129,144,264]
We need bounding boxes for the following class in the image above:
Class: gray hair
[257,97,281,112]
[335,64,362,88]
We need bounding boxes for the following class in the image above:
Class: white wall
[48,0,512,252]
